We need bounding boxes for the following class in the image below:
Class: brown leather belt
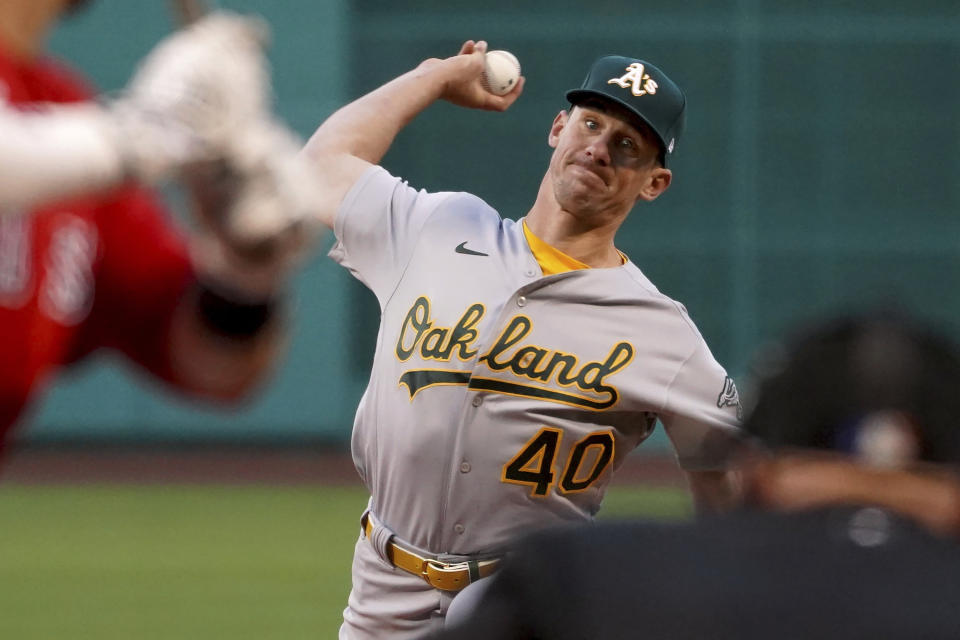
[363,514,500,592]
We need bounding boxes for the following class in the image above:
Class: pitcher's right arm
[301,40,524,230]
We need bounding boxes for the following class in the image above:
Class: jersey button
[517,296,527,307]
[454,523,465,534]
[459,461,471,473]
[525,269,536,277]
[471,396,483,407]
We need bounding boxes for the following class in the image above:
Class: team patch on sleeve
[717,376,742,420]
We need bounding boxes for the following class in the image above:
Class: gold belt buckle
[423,559,471,591]
[364,513,497,592]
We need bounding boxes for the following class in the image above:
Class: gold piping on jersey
[478,315,634,406]
[395,296,485,363]
[501,426,565,497]
[500,427,617,497]
[399,369,471,398]
[557,431,616,495]
[393,299,635,410]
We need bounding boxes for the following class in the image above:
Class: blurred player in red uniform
[0,0,319,459]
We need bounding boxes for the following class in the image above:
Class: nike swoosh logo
[455,241,489,257]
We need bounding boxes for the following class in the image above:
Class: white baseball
[481,50,520,96]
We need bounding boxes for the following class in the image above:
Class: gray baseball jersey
[331,166,741,555]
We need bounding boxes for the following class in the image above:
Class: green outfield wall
[23,0,960,446]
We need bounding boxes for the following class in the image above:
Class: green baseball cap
[566,55,687,166]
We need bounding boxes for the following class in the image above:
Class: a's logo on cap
[607,62,658,97]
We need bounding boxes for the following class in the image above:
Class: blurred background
[11,0,959,449]
[1,0,958,638]
[18,0,960,448]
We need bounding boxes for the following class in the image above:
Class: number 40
[501,427,615,497]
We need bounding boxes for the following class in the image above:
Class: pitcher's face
[547,103,670,221]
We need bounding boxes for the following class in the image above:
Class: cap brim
[565,88,668,164]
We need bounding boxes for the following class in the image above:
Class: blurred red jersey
[0,44,194,450]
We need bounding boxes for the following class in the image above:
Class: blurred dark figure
[432,312,960,639]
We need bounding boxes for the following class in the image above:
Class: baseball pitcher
[303,41,743,639]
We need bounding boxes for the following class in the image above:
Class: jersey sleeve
[328,166,453,307]
[659,338,743,471]
[70,185,193,380]
[0,103,126,209]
